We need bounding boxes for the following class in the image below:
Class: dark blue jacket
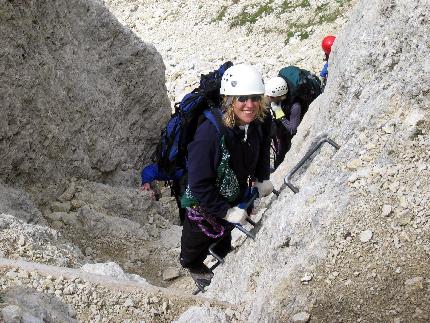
[186,118,270,218]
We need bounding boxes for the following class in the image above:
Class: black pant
[273,124,292,169]
[180,215,232,270]
[171,179,186,225]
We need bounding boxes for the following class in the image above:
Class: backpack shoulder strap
[202,107,227,138]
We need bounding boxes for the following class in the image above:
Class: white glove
[270,102,285,119]
[254,180,274,197]
[224,207,248,225]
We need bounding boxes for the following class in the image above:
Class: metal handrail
[284,136,340,193]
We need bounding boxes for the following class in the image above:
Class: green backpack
[278,66,322,118]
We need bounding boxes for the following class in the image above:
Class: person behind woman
[320,35,336,90]
[265,76,302,169]
[179,64,274,287]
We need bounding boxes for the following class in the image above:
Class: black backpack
[152,61,233,179]
[278,66,322,119]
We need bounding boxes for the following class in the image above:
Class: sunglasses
[237,95,262,103]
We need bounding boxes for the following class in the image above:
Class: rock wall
[0,183,45,224]
[203,0,430,322]
[0,0,170,203]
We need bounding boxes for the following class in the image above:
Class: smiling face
[233,95,262,125]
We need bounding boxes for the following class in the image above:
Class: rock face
[2,287,78,323]
[0,212,84,268]
[205,0,430,322]
[0,183,45,224]
[0,0,170,203]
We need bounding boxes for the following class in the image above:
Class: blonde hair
[222,96,268,128]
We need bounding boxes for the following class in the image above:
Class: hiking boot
[189,265,214,290]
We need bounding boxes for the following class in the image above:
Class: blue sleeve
[141,164,159,184]
[280,102,301,135]
[187,121,231,218]
[320,62,328,78]
[141,163,184,184]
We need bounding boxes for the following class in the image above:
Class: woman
[179,64,274,287]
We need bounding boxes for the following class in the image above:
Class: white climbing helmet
[220,64,265,96]
[265,76,288,97]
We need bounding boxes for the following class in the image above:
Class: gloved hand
[270,102,285,120]
[254,180,274,197]
[224,207,248,225]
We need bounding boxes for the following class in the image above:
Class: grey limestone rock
[0,183,45,224]
[2,286,78,323]
[0,0,170,204]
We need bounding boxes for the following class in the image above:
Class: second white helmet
[265,76,288,97]
[220,64,265,96]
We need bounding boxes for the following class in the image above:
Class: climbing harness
[192,191,258,295]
